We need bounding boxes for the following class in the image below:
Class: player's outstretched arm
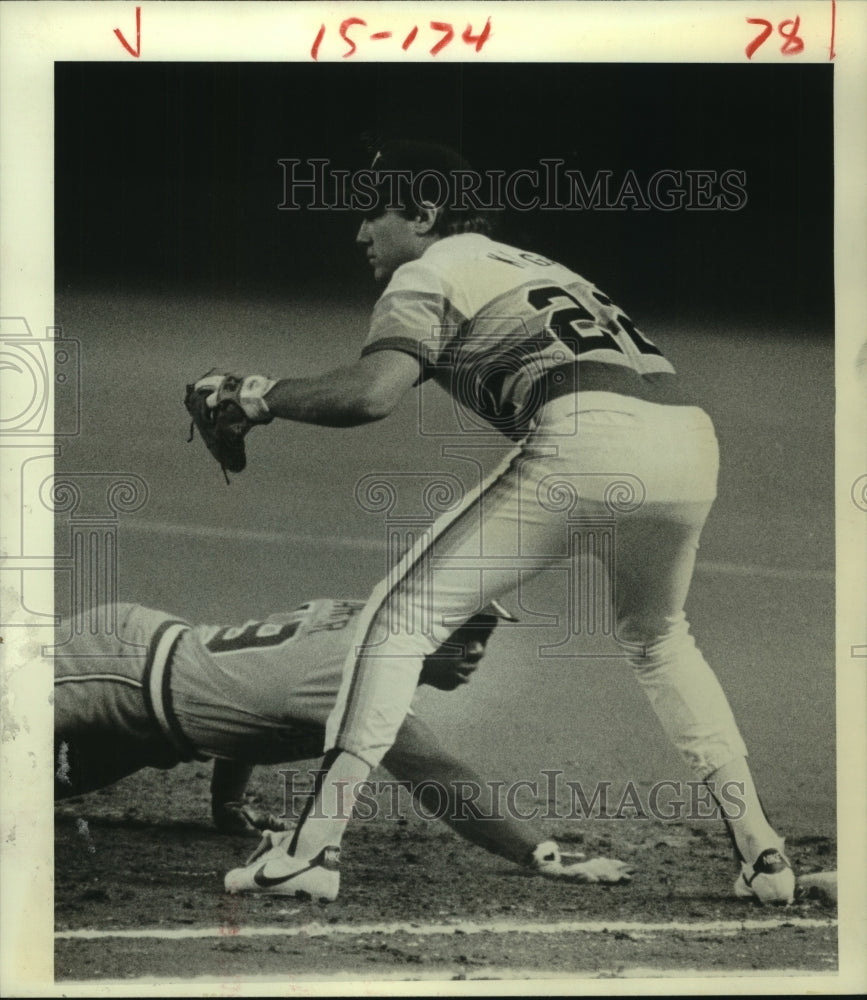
[383,716,633,884]
[263,350,421,427]
[383,715,544,866]
[188,350,420,432]
[185,352,421,476]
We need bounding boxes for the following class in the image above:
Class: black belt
[536,361,696,408]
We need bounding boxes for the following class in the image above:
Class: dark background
[55,62,833,326]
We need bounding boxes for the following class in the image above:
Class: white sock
[705,756,784,865]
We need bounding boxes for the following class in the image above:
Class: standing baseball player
[189,140,794,905]
[55,597,632,897]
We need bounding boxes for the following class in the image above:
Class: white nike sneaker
[224,830,340,901]
[530,840,634,884]
[734,846,795,905]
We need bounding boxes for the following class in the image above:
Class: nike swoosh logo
[253,860,315,889]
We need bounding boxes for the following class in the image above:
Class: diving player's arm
[211,759,294,836]
[382,715,543,867]
[210,759,256,833]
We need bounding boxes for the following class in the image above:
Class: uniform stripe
[54,674,142,690]
[141,620,198,761]
[360,336,427,360]
[335,450,517,746]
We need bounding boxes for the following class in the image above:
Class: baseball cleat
[224,830,340,901]
[530,840,634,884]
[734,846,795,905]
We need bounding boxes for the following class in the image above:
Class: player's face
[356,209,422,282]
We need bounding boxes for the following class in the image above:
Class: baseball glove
[184,369,276,482]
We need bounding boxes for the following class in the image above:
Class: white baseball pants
[325,392,748,778]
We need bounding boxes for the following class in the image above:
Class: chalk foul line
[56,915,837,941]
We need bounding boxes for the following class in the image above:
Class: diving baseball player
[54,597,632,895]
[190,140,795,906]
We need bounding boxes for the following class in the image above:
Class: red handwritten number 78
[745,16,805,59]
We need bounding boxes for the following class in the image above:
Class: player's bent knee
[616,611,698,670]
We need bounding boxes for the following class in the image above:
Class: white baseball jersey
[362,233,675,438]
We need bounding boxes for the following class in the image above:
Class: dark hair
[366,139,497,237]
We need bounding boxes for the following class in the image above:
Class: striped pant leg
[324,449,568,769]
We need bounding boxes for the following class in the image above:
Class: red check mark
[114,6,141,58]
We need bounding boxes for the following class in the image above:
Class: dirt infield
[55,763,837,982]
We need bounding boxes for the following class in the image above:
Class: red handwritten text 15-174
[311,17,492,61]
